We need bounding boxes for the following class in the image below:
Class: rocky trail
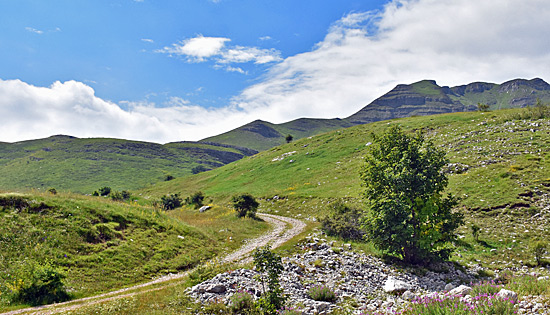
[2,213,306,315]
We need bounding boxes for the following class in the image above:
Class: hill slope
[144,107,550,213]
[0,136,257,193]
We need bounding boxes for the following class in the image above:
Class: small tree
[186,191,205,209]
[253,246,286,314]
[160,193,183,210]
[360,125,463,263]
[164,174,175,181]
[232,194,259,218]
[285,134,293,143]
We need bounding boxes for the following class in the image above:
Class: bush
[230,290,255,314]
[232,194,259,218]
[186,191,205,209]
[471,224,481,242]
[110,190,131,201]
[12,263,70,306]
[320,200,364,241]
[98,186,111,196]
[164,174,175,181]
[47,188,57,195]
[307,285,337,303]
[531,241,547,266]
[160,193,183,210]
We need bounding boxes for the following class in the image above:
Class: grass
[0,136,255,193]
[0,191,269,311]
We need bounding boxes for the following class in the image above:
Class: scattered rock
[199,206,211,213]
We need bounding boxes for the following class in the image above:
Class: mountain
[0,135,257,193]
[203,78,550,150]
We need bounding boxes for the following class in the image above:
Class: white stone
[449,285,472,296]
[383,277,412,293]
[496,289,518,303]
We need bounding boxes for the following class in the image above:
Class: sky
[1,0,550,144]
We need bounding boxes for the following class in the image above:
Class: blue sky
[0,0,385,107]
[1,0,549,143]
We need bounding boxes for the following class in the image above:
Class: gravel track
[2,213,306,315]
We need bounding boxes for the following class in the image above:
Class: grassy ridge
[0,136,256,193]
[0,192,269,310]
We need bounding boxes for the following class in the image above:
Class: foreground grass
[0,191,269,311]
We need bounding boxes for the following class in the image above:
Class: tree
[477,103,490,111]
[231,193,259,218]
[285,134,293,143]
[360,125,463,263]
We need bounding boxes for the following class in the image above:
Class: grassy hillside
[0,191,268,310]
[144,108,549,208]
[0,136,256,193]
[200,118,352,152]
[141,107,550,268]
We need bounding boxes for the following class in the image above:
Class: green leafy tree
[285,134,293,143]
[360,125,463,263]
[253,246,287,314]
[232,193,259,218]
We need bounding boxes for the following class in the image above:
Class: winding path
[2,213,306,315]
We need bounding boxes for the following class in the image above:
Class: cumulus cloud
[25,27,44,34]
[3,0,550,143]
[231,0,550,122]
[0,79,253,143]
[157,35,281,67]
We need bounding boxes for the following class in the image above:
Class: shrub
[531,241,547,266]
[12,263,70,306]
[471,224,481,242]
[232,193,259,218]
[320,200,364,241]
[160,193,183,210]
[192,165,210,174]
[307,285,337,303]
[98,186,112,196]
[47,188,57,195]
[230,290,255,314]
[164,174,175,181]
[110,190,131,201]
[186,191,205,209]
[277,307,302,315]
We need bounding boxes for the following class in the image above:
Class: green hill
[0,136,257,193]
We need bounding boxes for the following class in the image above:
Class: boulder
[449,285,472,296]
[199,206,212,213]
[496,289,518,303]
[383,277,412,294]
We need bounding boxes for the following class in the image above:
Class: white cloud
[3,0,550,144]
[141,38,154,43]
[157,35,281,69]
[0,79,252,143]
[157,35,230,62]
[230,0,550,122]
[25,27,44,34]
